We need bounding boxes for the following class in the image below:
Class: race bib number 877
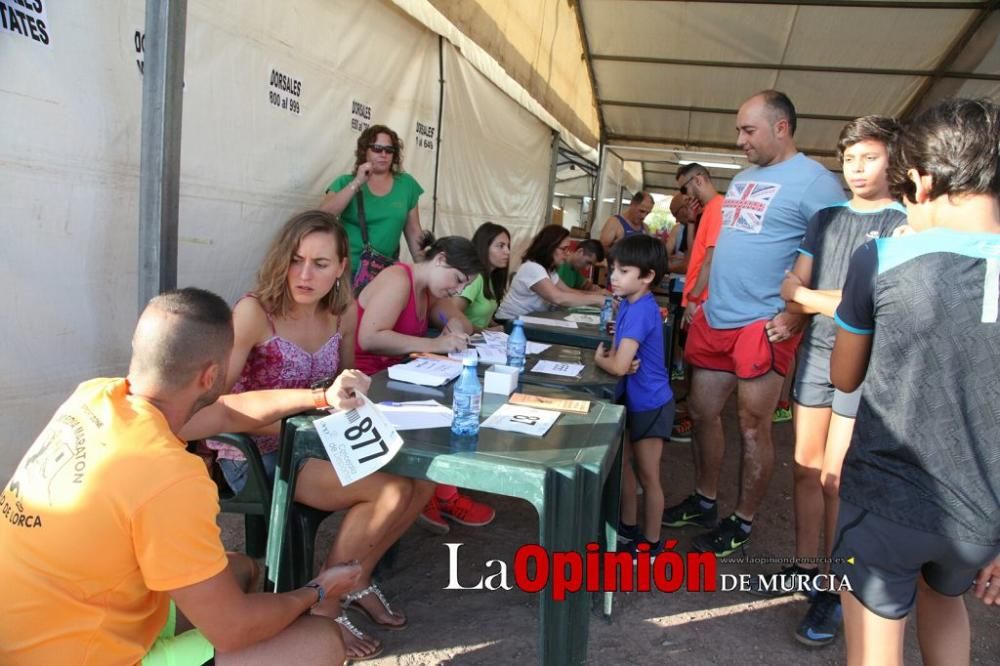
[315,394,404,486]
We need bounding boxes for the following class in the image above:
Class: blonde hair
[253,210,352,318]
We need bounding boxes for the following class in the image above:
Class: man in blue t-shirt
[829,97,1000,666]
[663,90,844,557]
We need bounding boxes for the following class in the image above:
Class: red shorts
[684,308,800,379]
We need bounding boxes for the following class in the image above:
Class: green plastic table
[509,310,610,349]
[513,308,675,373]
[513,343,618,398]
[265,375,625,666]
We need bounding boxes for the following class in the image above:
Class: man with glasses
[663,165,726,443]
[662,91,844,558]
[675,164,724,330]
[599,190,653,254]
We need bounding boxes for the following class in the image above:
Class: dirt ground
[219,396,1000,665]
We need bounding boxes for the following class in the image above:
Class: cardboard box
[483,365,519,395]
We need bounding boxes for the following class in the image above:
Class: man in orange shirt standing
[0,288,371,666]
[677,163,725,328]
[667,163,724,443]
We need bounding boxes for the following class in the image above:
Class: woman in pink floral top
[210,210,422,661]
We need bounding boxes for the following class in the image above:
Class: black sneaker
[627,537,666,559]
[691,515,750,557]
[795,591,842,647]
[662,494,718,529]
[747,565,819,598]
[617,522,641,545]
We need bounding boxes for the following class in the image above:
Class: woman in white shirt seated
[495,225,606,320]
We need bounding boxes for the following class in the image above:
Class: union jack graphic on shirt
[721,181,781,234]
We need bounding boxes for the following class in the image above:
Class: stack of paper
[564,313,601,325]
[509,393,590,414]
[387,358,462,387]
[473,330,550,357]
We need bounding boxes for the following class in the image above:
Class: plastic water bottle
[451,354,482,436]
[507,319,527,372]
[600,296,613,330]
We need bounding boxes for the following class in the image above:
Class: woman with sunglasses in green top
[320,125,426,280]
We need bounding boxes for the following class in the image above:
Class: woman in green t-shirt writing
[451,222,511,330]
[320,125,425,280]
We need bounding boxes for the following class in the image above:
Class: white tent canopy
[0,0,562,477]
[4,0,1000,477]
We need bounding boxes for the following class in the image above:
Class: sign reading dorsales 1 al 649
[268,67,302,116]
[1,0,50,47]
[315,394,404,486]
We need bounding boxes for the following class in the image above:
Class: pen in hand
[438,313,469,345]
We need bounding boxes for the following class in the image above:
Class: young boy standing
[760,116,907,646]
[831,98,1000,666]
[594,235,673,556]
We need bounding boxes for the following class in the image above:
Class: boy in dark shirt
[831,98,1000,665]
[759,116,906,646]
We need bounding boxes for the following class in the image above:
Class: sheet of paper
[375,400,453,431]
[524,341,550,355]
[315,394,404,486]
[520,315,579,329]
[564,313,601,325]
[530,359,584,377]
[387,357,462,387]
[480,330,508,346]
[481,403,559,437]
[476,346,507,365]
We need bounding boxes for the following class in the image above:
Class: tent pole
[588,144,608,236]
[138,0,187,312]
[431,35,445,234]
[544,131,559,225]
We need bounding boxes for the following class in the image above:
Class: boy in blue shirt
[831,98,1000,665]
[595,235,673,556]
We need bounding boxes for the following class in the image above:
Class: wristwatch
[304,581,325,607]
[312,386,329,409]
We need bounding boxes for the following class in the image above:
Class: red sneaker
[438,492,496,527]
[417,496,450,534]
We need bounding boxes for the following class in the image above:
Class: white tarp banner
[0,0,553,477]
[436,41,552,270]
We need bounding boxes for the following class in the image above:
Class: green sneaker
[692,515,750,557]
[772,402,793,423]
[662,493,718,529]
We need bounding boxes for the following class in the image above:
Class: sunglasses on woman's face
[369,143,396,154]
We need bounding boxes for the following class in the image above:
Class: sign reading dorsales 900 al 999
[268,67,302,116]
[1,0,50,47]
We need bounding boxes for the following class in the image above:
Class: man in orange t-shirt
[678,163,725,327]
[0,288,368,666]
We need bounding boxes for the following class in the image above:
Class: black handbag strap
[355,189,369,245]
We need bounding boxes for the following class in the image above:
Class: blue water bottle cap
[462,353,478,367]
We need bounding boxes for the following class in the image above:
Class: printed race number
[315,394,403,485]
[344,412,390,464]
